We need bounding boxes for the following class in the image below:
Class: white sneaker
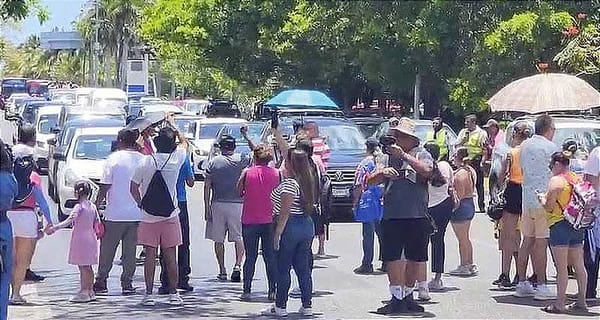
[299,306,313,316]
[418,286,431,301]
[513,281,536,298]
[141,294,156,306]
[449,265,472,276]
[168,293,183,306]
[428,278,444,291]
[69,292,92,303]
[261,304,288,317]
[534,284,556,301]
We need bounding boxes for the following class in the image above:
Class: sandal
[9,296,27,305]
[216,273,227,281]
[542,304,565,314]
[566,302,588,313]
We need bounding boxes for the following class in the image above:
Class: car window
[553,127,600,151]
[72,135,114,160]
[38,114,58,134]
[175,119,198,139]
[66,113,124,123]
[220,124,262,144]
[320,125,366,152]
[199,123,225,139]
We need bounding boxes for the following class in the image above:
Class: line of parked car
[5,87,600,223]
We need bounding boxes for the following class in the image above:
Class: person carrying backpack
[0,138,18,320]
[6,124,53,305]
[537,151,590,314]
[130,115,189,307]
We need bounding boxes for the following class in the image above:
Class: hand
[44,224,55,235]
[388,144,405,158]
[382,167,400,178]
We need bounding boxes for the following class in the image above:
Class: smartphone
[271,109,279,129]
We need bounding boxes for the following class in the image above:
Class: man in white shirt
[94,129,145,296]
[131,119,189,307]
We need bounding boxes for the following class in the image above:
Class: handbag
[354,160,383,223]
[93,207,105,239]
[487,153,511,220]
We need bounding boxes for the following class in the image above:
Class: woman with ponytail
[424,142,454,291]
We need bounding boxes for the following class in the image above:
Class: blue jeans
[276,215,315,309]
[0,217,13,320]
[361,220,382,267]
[242,223,276,293]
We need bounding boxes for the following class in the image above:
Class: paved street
[1,118,599,319]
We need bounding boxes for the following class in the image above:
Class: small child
[47,180,100,303]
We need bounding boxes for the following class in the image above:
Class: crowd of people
[0,111,600,318]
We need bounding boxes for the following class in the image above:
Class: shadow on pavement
[368,310,437,318]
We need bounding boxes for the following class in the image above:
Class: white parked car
[74,87,94,106]
[91,88,128,109]
[56,126,121,218]
[34,105,62,172]
[175,116,246,177]
[181,99,211,116]
[139,103,183,118]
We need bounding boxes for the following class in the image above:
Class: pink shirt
[241,165,280,224]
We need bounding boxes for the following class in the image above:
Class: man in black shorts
[368,118,433,315]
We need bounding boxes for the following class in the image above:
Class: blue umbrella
[265,89,339,109]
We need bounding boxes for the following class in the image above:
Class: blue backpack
[354,160,383,223]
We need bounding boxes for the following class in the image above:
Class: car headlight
[64,169,81,187]
[194,149,208,156]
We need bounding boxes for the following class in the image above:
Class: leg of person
[260,223,277,299]
[275,219,296,311]
[429,198,453,283]
[158,248,168,294]
[210,202,228,279]
[404,218,430,309]
[514,210,536,297]
[357,221,375,273]
[450,221,474,269]
[120,222,139,295]
[242,224,260,295]
[549,245,568,311]
[0,219,14,318]
[374,219,384,268]
[472,158,485,212]
[95,221,123,293]
[499,212,519,287]
[532,210,553,300]
[568,245,588,309]
[376,219,410,315]
[317,233,326,256]
[10,237,35,303]
[142,246,158,305]
[226,203,244,282]
[177,201,192,290]
[162,218,183,305]
[583,233,600,299]
[292,216,314,313]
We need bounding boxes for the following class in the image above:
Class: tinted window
[199,124,224,139]
[73,135,114,160]
[220,123,262,144]
[320,124,366,152]
[175,119,198,139]
[38,114,59,134]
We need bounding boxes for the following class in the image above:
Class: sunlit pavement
[2,118,599,319]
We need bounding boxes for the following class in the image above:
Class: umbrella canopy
[487,73,600,113]
[125,113,164,131]
[265,89,339,109]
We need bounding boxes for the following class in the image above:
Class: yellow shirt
[546,174,575,227]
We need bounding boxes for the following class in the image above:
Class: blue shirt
[176,156,194,202]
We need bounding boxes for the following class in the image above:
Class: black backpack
[141,153,176,217]
[13,154,35,206]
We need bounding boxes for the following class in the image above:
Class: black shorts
[381,218,430,262]
[504,182,522,215]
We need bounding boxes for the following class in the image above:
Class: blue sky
[1,0,87,44]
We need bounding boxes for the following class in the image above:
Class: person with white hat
[368,117,434,315]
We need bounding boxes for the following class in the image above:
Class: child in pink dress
[47,181,100,303]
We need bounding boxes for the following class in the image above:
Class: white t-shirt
[584,147,600,179]
[428,161,453,208]
[132,147,187,222]
[101,150,145,222]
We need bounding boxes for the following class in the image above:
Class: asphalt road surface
[2,116,600,319]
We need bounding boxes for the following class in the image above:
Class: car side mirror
[47,138,57,146]
[53,152,66,161]
[51,126,61,134]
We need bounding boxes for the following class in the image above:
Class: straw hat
[389,117,420,142]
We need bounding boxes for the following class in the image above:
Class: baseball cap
[366,137,379,150]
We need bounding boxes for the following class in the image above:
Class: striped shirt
[312,137,331,169]
[270,178,304,215]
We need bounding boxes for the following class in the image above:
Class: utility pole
[90,0,99,87]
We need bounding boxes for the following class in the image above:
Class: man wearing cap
[368,117,433,315]
[426,117,451,161]
[457,114,487,212]
[352,137,384,274]
[204,135,250,282]
[483,119,505,169]
[94,128,145,295]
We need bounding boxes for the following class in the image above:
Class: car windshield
[186,102,208,113]
[220,123,261,144]
[67,113,124,123]
[320,124,366,152]
[175,119,198,139]
[73,135,114,160]
[357,123,382,138]
[38,114,58,134]
[553,127,600,151]
[199,123,226,139]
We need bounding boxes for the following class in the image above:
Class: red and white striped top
[312,137,331,169]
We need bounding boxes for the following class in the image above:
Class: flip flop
[566,302,588,313]
[9,297,27,305]
[541,304,565,314]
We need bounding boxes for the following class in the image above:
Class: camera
[379,135,397,155]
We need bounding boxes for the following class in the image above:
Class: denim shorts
[451,198,475,222]
[549,220,584,247]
